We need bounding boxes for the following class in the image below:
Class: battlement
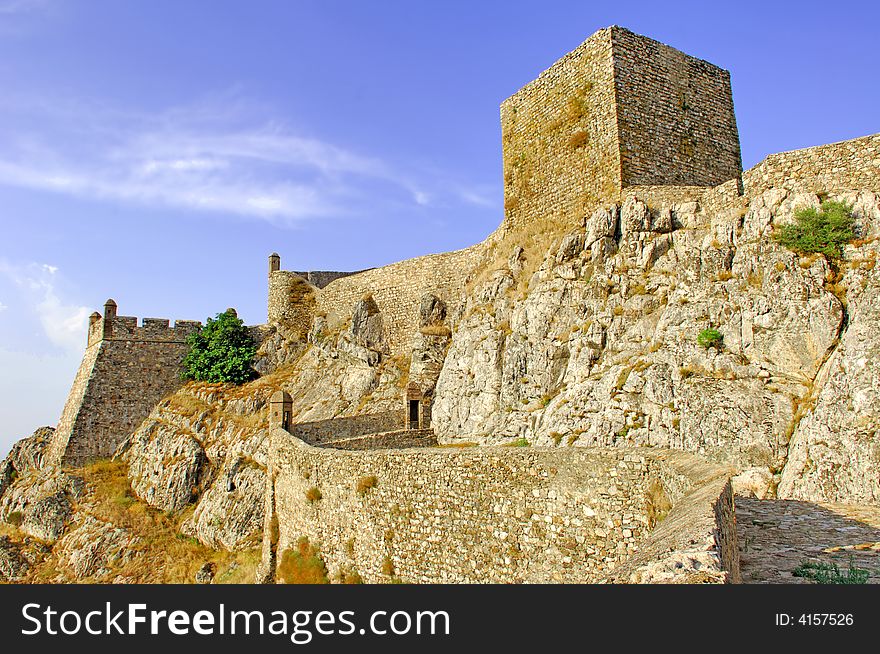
[86,299,201,347]
[501,25,741,231]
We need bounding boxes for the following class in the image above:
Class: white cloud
[0,301,7,311]
[0,93,495,224]
[0,261,89,352]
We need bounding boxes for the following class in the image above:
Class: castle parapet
[86,299,201,346]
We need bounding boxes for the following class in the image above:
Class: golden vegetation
[277,537,329,584]
[16,460,261,584]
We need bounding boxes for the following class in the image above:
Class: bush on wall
[181,309,258,384]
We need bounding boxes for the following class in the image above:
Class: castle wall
[265,429,737,583]
[500,27,620,231]
[48,311,200,467]
[611,27,741,188]
[500,26,742,234]
[743,132,880,195]
[293,270,368,290]
[267,271,316,340]
[314,244,484,353]
[290,410,405,446]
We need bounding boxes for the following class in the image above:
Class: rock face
[123,422,207,512]
[181,457,265,550]
[432,190,880,502]
[0,426,54,497]
[0,536,29,581]
[0,468,84,543]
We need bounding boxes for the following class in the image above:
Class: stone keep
[501,25,742,231]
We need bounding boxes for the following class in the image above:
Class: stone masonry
[263,427,738,584]
[47,300,200,467]
[500,25,741,232]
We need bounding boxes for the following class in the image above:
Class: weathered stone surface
[52,515,140,580]
[0,468,84,543]
[265,429,736,584]
[737,497,880,584]
[432,188,880,505]
[419,293,447,327]
[181,457,265,550]
[123,422,207,512]
[0,536,28,581]
[350,295,385,351]
[195,562,216,584]
[0,426,54,498]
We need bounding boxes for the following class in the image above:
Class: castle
[41,26,880,583]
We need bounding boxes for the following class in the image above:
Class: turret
[269,253,281,274]
[269,390,293,431]
[102,299,117,339]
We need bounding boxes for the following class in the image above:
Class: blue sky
[0,0,878,454]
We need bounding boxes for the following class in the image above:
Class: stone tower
[501,25,742,231]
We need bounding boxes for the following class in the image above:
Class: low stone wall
[743,132,880,195]
[609,453,739,583]
[263,430,737,584]
[320,429,437,450]
[290,411,405,446]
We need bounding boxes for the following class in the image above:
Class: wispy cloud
[0,261,89,352]
[0,92,494,224]
[0,301,7,312]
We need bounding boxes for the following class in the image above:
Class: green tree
[773,200,856,261]
[181,309,258,384]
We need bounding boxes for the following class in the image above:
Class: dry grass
[277,537,329,584]
[419,324,452,337]
[645,479,672,528]
[25,460,262,584]
[568,130,589,148]
[356,475,378,496]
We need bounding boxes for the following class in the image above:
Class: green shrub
[181,309,257,384]
[277,537,329,584]
[504,437,530,447]
[697,328,723,349]
[773,200,855,260]
[6,511,23,527]
[792,557,870,584]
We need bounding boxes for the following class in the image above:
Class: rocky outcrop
[0,467,84,543]
[52,515,140,580]
[123,422,207,512]
[0,426,54,497]
[777,195,880,502]
[181,456,265,550]
[432,189,880,502]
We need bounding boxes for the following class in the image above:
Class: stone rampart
[47,303,200,467]
[313,245,484,353]
[264,430,737,584]
[290,411,405,446]
[743,132,880,196]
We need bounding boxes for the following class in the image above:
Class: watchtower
[501,26,741,231]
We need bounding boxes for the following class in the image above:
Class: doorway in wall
[409,400,420,429]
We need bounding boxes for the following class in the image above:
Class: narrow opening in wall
[409,400,420,429]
